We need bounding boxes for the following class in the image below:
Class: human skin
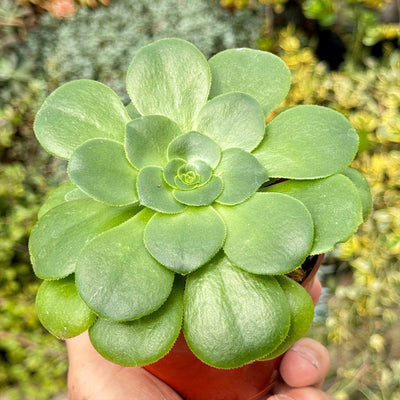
[67,278,333,400]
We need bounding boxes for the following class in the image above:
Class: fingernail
[289,345,319,368]
[274,395,295,400]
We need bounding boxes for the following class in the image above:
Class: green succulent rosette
[29,38,371,369]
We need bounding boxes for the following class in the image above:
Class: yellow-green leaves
[217,193,314,275]
[30,38,371,370]
[36,276,96,339]
[126,38,211,132]
[254,105,359,179]
[34,80,130,159]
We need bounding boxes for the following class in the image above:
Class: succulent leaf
[183,253,291,368]
[125,115,182,169]
[195,92,265,151]
[75,208,175,321]
[89,277,183,367]
[68,138,139,206]
[126,38,211,132]
[265,175,363,255]
[34,80,130,159]
[208,48,291,116]
[36,275,97,339]
[30,199,141,279]
[216,193,314,274]
[254,105,359,179]
[215,148,267,205]
[144,207,226,274]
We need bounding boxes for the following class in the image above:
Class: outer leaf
[265,175,363,254]
[341,167,372,221]
[195,92,265,151]
[38,181,76,219]
[254,105,359,179]
[216,193,314,274]
[173,176,223,206]
[64,187,88,201]
[89,278,184,367]
[75,209,174,321]
[144,207,226,274]
[29,199,141,279]
[69,138,138,206]
[126,38,211,132]
[36,275,96,339]
[208,49,291,116]
[215,148,267,205]
[34,80,130,159]
[183,253,291,368]
[168,131,221,169]
[260,275,314,360]
[125,115,182,169]
[137,166,185,214]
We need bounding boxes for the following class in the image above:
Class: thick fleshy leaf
[38,181,76,219]
[36,275,96,339]
[125,115,182,169]
[168,131,221,169]
[69,138,138,206]
[215,148,267,205]
[126,38,211,132]
[254,105,359,179]
[265,175,363,254]
[260,275,314,360]
[29,199,141,279]
[208,49,291,116]
[195,92,265,151]
[64,187,88,201]
[144,207,226,274]
[137,166,185,214]
[216,193,314,274]
[183,253,291,368]
[89,278,183,366]
[34,80,130,159]
[341,167,372,221]
[76,209,174,321]
[173,176,223,206]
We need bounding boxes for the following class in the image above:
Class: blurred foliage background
[0,0,399,398]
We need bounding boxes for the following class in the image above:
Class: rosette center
[177,164,201,187]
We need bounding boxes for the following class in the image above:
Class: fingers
[309,278,322,306]
[267,387,334,400]
[278,337,330,389]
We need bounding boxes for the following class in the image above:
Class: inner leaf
[168,131,221,169]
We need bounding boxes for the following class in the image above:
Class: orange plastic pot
[144,254,324,400]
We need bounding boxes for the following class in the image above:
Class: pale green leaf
[144,207,226,274]
[265,175,363,254]
[137,166,185,214]
[89,278,183,366]
[173,176,223,206]
[29,199,141,279]
[36,275,97,339]
[195,92,265,151]
[168,131,221,169]
[126,102,141,120]
[38,181,76,219]
[125,115,182,169]
[75,209,174,321]
[216,193,314,274]
[183,253,291,368]
[34,80,130,159]
[68,138,138,206]
[254,105,359,179]
[208,49,291,116]
[341,167,372,221]
[126,38,211,132]
[260,275,314,360]
[215,148,267,205]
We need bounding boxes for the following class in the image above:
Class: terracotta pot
[144,254,325,400]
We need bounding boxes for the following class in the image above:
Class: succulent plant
[29,38,371,369]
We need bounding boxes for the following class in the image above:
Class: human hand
[67,279,332,400]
